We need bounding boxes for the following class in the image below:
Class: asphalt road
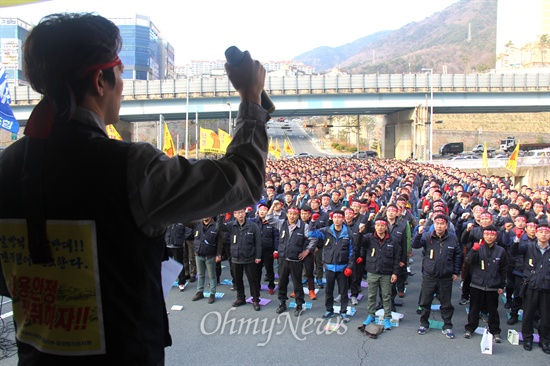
[3,248,546,366]
[159,254,548,366]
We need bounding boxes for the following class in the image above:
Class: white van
[524,149,550,164]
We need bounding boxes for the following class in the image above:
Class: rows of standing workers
[166,156,550,354]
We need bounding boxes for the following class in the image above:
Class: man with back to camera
[0,13,268,366]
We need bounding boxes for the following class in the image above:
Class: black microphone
[225,46,275,114]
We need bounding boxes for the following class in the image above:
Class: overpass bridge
[9,73,550,159]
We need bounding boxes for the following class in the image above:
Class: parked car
[439,142,464,156]
[447,155,480,160]
[472,144,497,154]
[524,149,550,164]
[350,150,378,159]
[492,153,508,159]
[293,152,312,158]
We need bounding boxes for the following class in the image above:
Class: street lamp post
[195,110,199,159]
[185,78,189,158]
[227,102,232,137]
[422,68,433,162]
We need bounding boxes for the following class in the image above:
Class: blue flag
[0,66,20,134]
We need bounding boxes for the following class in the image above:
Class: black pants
[326,269,349,313]
[419,274,454,330]
[511,275,524,316]
[168,247,186,285]
[461,261,471,300]
[465,287,501,335]
[302,253,315,291]
[232,262,260,302]
[216,243,234,282]
[522,288,550,344]
[257,249,275,289]
[314,248,324,282]
[183,239,196,278]
[349,260,363,297]
[395,265,407,292]
[505,265,515,303]
[278,259,305,305]
[391,266,407,302]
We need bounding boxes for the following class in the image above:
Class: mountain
[293,31,392,73]
[294,0,497,74]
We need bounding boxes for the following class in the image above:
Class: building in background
[496,0,550,72]
[174,59,316,79]
[0,17,32,84]
[110,14,174,80]
[0,14,175,82]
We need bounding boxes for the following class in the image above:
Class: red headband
[287,208,300,213]
[375,220,387,226]
[515,216,526,222]
[484,230,497,235]
[25,55,122,140]
[537,226,550,232]
[81,55,122,78]
[332,213,344,218]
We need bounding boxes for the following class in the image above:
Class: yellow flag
[218,129,232,153]
[268,136,277,158]
[162,123,175,157]
[482,142,489,172]
[505,141,520,174]
[274,139,281,159]
[376,142,381,158]
[284,138,294,156]
[199,127,221,153]
[105,125,122,140]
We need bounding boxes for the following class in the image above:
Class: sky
[2,0,460,66]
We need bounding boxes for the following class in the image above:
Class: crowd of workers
[169,156,550,354]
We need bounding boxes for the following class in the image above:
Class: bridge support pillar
[113,120,134,141]
[383,108,425,160]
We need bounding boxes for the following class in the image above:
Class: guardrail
[9,73,550,104]
[431,157,550,169]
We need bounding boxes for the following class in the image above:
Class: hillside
[293,31,392,73]
[295,0,497,74]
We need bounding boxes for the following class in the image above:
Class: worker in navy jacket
[463,225,508,342]
[412,214,462,338]
[511,223,550,353]
[309,210,355,323]
[360,218,401,330]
